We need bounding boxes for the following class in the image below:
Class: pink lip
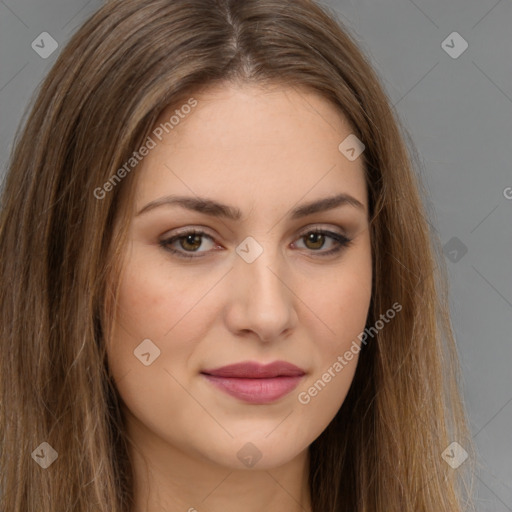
[201,361,306,404]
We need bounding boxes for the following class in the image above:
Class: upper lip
[201,360,306,378]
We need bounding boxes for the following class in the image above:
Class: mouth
[201,360,306,404]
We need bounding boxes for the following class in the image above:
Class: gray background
[1,0,511,509]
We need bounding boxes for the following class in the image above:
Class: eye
[293,228,353,257]
[159,229,218,259]
[159,227,353,260]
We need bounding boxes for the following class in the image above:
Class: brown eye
[303,232,326,250]
[294,229,353,257]
[179,234,203,252]
[159,229,217,259]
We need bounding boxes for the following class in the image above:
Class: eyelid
[162,225,216,239]
[296,223,349,238]
[161,223,349,241]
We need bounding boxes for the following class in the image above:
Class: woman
[0,0,475,510]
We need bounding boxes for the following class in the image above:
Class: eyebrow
[136,192,365,220]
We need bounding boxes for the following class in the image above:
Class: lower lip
[202,374,304,404]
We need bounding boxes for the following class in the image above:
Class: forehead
[134,83,368,216]
[153,82,354,149]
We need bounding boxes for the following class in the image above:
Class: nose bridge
[236,236,285,301]
[230,235,295,339]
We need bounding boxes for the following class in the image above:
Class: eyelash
[159,228,353,260]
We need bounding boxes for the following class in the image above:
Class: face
[107,83,372,472]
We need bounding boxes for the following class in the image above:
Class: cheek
[106,250,207,434]
[106,248,203,385]
[294,299,369,439]
[295,236,371,416]
[310,235,372,355]
[112,246,208,342]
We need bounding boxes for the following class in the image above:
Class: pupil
[183,234,201,251]
[307,233,324,249]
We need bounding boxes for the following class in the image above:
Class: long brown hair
[0,0,475,510]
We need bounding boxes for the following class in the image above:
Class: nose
[224,241,298,343]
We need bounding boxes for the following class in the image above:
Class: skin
[107,82,372,512]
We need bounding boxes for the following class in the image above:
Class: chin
[190,432,310,471]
